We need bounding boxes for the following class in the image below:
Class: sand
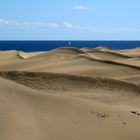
[0,46,140,140]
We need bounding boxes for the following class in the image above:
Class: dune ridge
[0,71,140,96]
[17,51,45,59]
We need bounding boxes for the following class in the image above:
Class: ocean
[0,41,140,52]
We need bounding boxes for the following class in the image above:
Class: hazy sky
[0,0,140,40]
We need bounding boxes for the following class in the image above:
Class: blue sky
[0,0,140,40]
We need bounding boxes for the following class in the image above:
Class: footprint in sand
[90,111,109,118]
[131,111,140,116]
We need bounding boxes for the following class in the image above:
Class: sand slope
[0,77,140,140]
[120,47,140,57]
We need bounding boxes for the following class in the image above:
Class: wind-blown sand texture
[0,46,140,140]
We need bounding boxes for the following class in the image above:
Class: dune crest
[94,46,117,52]
[17,51,45,59]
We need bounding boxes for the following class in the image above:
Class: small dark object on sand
[131,111,140,116]
[123,122,126,125]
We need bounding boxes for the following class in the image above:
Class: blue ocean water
[0,41,140,52]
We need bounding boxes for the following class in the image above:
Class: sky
[0,0,140,40]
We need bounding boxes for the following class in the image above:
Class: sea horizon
[0,40,140,52]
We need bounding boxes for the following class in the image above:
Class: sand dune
[0,48,140,78]
[0,47,140,140]
[117,75,140,85]
[17,51,45,59]
[94,46,118,52]
[30,47,86,59]
[80,47,95,51]
[0,75,140,140]
[120,47,140,57]
[118,57,140,67]
[84,50,131,60]
[0,71,140,95]
[81,46,117,52]
[1,77,140,140]
[0,50,21,61]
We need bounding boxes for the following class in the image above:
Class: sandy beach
[0,46,140,140]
